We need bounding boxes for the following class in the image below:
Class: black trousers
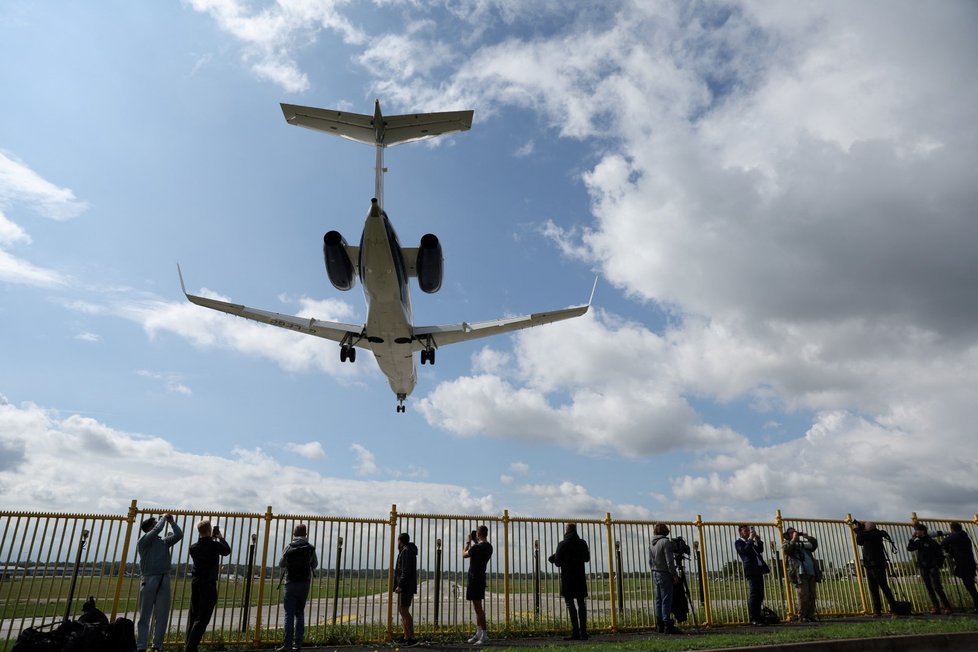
[185,579,218,652]
[746,574,764,623]
[865,566,896,614]
[564,597,587,635]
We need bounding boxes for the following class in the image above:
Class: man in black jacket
[734,525,767,626]
[549,523,590,640]
[185,520,231,652]
[941,522,978,612]
[908,523,952,614]
[277,524,318,652]
[394,532,419,647]
[855,521,897,616]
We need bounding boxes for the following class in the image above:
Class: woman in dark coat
[549,523,590,640]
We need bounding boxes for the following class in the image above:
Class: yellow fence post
[503,509,511,632]
[605,512,617,632]
[252,505,274,646]
[845,513,869,614]
[109,499,138,621]
[774,509,796,621]
[695,515,711,626]
[386,504,398,643]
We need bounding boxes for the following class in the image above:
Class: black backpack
[285,542,314,581]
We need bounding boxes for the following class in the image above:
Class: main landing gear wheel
[420,347,436,365]
[340,345,356,363]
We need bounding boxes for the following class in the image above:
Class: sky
[1,1,976,523]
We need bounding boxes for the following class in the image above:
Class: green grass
[486,618,978,651]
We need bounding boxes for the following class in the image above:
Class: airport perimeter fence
[1,501,977,649]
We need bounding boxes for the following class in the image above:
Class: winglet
[177,263,188,298]
[588,276,598,307]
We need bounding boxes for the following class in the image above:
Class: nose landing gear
[396,393,407,413]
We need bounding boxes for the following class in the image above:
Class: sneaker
[467,631,481,643]
[474,631,489,645]
[403,638,418,647]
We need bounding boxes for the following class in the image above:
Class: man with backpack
[394,532,419,647]
[185,520,231,652]
[908,522,952,615]
[941,522,978,613]
[137,513,183,652]
[277,524,318,652]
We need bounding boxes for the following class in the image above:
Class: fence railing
[1,502,976,649]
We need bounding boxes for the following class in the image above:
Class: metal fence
[2,502,976,649]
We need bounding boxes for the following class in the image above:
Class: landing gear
[419,337,436,365]
[396,393,407,413]
[339,332,362,363]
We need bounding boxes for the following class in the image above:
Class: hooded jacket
[395,541,418,595]
[549,531,590,599]
[137,519,183,577]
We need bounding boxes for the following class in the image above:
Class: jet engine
[416,233,443,293]
[322,230,356,291]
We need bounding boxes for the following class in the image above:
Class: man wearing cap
[137,513,183,652]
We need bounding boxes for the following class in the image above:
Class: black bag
[892,600,912,616]
[77,596,109,627]
[108,617,136,652]
[285,542,314,581]
[758,558,771,575]
[671,585,690,623]
[760,605,780,624]
[11,626,61,652]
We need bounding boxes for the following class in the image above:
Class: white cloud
[350,442,377,476]
[0,398,495,516]
[0,151,89,220]
[0,152,84,287]
[499,474,513,485]
[135,370,193,396]
[286,441,326,459]
[188,0,367,92]
[509,461,529,474]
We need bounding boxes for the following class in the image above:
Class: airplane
[179,100,592,412]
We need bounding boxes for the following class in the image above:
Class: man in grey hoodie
[649,524,681,634]
[277,523,318,652]
[136,513,183,652]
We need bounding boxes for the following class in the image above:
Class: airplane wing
[178,266,363,345]
[413,304,589,347]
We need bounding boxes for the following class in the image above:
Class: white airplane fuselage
[360,200,416,400]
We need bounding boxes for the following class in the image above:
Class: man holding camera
[735,525,767,626]
[908,523,952,615]
[185,520,231,652]
[136,513,183,652]
[854,520,898,616]
[649,524,681,634]
[782,527,819,622]
[941,522,978,612]
[463,525,493,645]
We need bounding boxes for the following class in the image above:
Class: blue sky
[1,1,976,522]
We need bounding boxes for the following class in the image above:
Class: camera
[672,536,691,559]
[851,519,865,531]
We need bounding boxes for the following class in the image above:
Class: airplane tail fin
[281,100,473,147]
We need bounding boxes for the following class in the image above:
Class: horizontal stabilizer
[281,101,473,146]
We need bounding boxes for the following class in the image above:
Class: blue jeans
[283,580,310,647]
[653,572,674,624]
[137,574,171,650]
